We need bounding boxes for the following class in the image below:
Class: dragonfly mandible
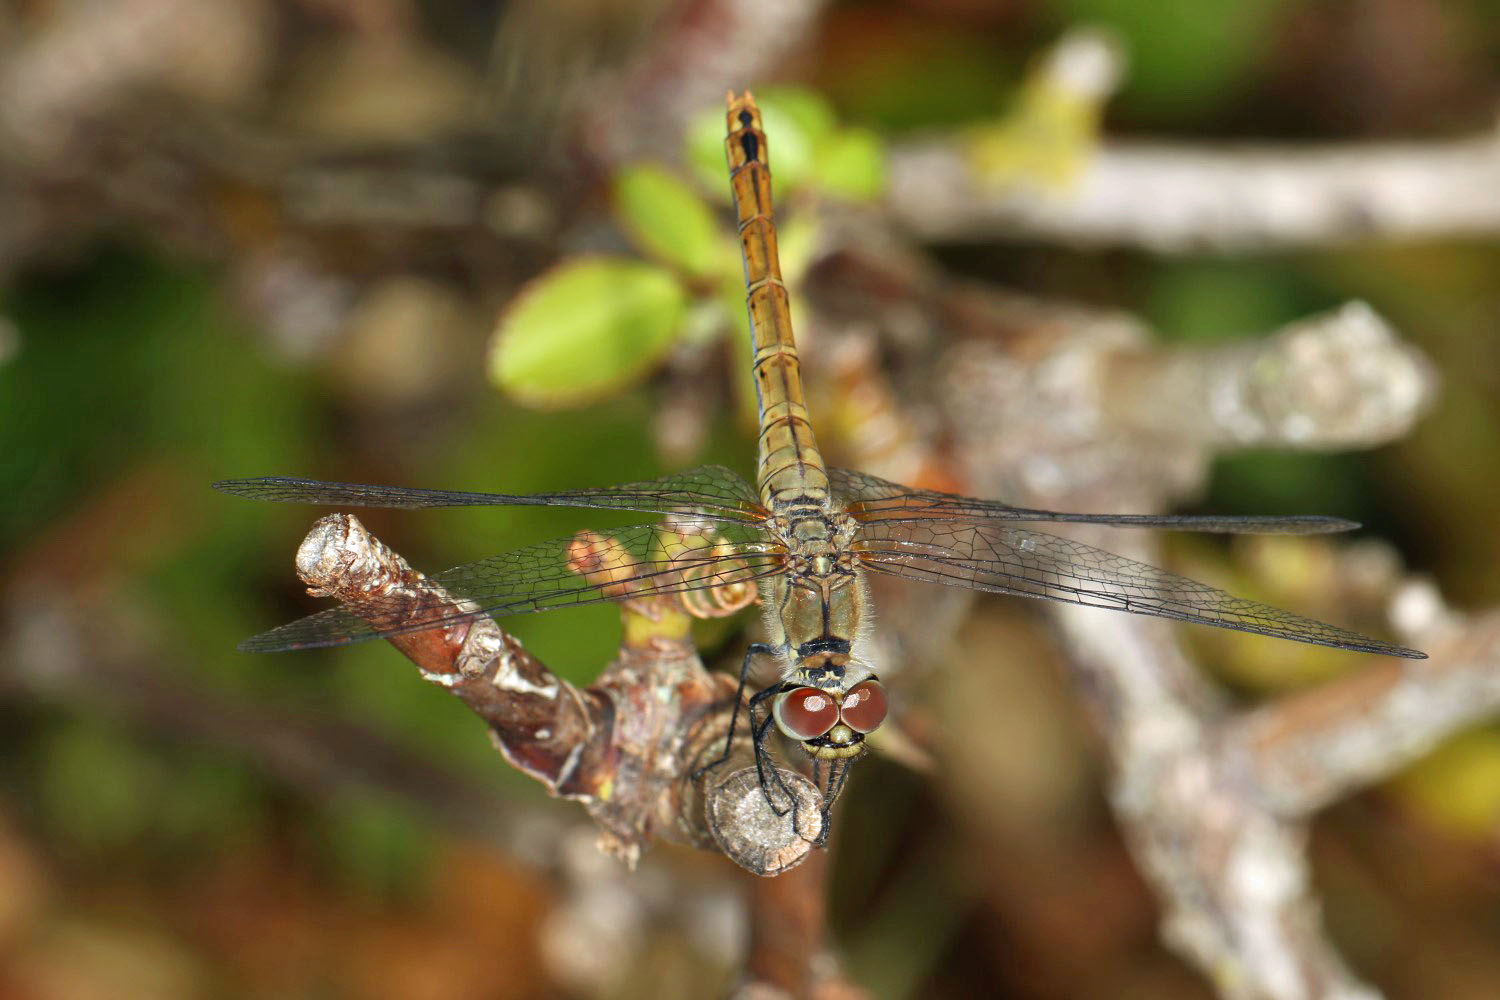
[216,92,1425,820]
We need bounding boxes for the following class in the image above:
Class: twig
[801,221,1437,506]
[781,226,1471,996]
[887,125,1500,252]
[739,850,869,1000]
[289,512,822,875]
[916,284,1457,999]
[1235,601,1500,817]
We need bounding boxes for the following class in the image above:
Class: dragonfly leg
[812,758,853,847]
[747,682,800,817]
[690,642,776,782]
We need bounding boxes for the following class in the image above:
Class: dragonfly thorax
[761,507,870,664]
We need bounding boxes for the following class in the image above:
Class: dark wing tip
[237,632,347,653]
[1336,637,1425,659]
[237,619,360,653]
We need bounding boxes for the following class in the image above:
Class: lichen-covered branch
[790,235,1479,998]
[921,285,1457,1000]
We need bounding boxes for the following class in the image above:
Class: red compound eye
[773,687,840,740]
[839,679,888,734]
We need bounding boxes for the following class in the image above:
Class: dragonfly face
[772,676,889,761]
[214,92,1425,848]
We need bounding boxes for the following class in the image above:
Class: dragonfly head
[771,678,888,760]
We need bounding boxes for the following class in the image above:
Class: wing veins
[240,527,781,652]
[215,465,765,524]
[831,467,1357,535]
[853,521,1425,659]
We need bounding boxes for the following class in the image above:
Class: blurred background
[2,0,1500,997]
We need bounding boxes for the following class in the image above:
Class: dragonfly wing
[852,518,1425,658]
[215,465,765,524]
[830,467,1357,534]
[240,522,782,652]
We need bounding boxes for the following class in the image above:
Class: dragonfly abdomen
[726,91,831,508]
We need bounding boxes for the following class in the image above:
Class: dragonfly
[216,92,1425,825]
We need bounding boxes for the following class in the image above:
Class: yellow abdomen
[725,92,831,509]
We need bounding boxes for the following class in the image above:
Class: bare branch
[289,513,822,875]
[802,266,1456,998]
[739,850,870,1000]
[887,125,1500,252]
[1235,600,1500,817]
[1096,303,1439,450]
[1046,554,1380,1000]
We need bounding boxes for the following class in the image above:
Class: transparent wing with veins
[215,465,767,524]
[850,517,1425,658]
[831,467,1360,534]
[237,521,783,653]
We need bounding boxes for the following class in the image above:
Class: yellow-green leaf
[775,212,821,284]
[687,108,731,196]
[758,88,837,141]
[613,164,726,279]
[686,87,838,197]
[489,257,687,408]
[751,88,837,192]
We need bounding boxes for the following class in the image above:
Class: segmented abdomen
[725,91,831,509]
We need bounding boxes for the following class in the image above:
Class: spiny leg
[814,757,856,846]
[691,642,775,782]
[825,758,853,803]
[747,682,799,816]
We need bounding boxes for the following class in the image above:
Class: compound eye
[773,687,840,741]
[839,679,888,734]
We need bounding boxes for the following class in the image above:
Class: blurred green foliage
[687,87,887,198]
[490,87,885,413]
[488,257,689,407]
[1,249,305,543]
[613,165,735,279]
[1055,0,1288,121]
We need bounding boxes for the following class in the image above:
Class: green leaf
[686,87,840,197]
[489,257,688,408]
[687,108,732,196]
[813,127,887,200]
[759,88,838,144]
[775,212,821,285]
[752,88,838,192]
[613,164,727,279]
